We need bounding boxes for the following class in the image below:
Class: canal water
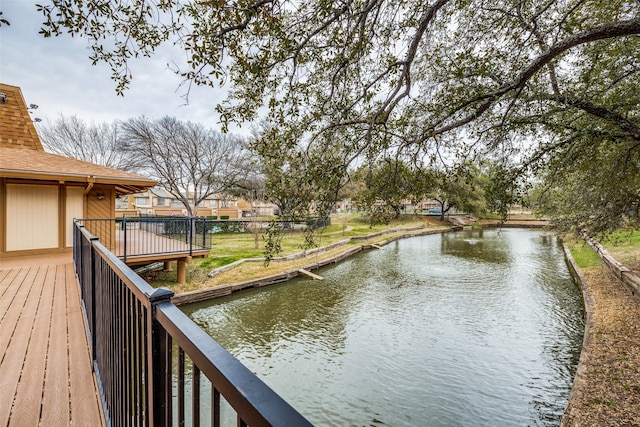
[183,228,584,426]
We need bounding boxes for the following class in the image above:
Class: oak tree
[37,0,640,232]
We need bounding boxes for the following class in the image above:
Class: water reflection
[182,228,584,426]
[190,281,348,361]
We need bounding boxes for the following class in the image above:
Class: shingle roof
[0,148,156,194]
[0,83,44,150]
[0,83,156,195]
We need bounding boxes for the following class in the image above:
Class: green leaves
[35,0,640,232]
[262,219,283,266]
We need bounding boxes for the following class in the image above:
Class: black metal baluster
[123,216,128,262]
[149,289,174,427]
[193,365,201,427]
[212,387,220,427]
[178,348,185,426]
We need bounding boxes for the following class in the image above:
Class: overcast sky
[1,0,249,133]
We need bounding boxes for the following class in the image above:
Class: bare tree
[120,116,252,216]
[37,114,141,172]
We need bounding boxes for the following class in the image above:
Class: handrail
[73,221,313,426]
[77,217,210,262]
[156,303,312,426]
[76,216,329,263]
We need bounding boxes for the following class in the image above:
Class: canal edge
[171,225,463,305]
[560,243,596,427]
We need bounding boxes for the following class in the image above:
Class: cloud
[1,0,247,133]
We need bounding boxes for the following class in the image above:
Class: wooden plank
[0,267,13,285]
[66,263,105,426]
[9,265,54,426]
[298,269,324,280]
[172,286,233,305]
[0,263,104,426]
[40,265,71,425]
[123,249,210,266]
[0,267,24,319]
[0,266,42,426]
[0,266,39,364]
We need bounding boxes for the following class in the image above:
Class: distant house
[116,186,254,218]
[251,200,278,217]
[0,83,156,259]
[198,193,248,218]
[119,186,187,216]
[333,198,358,213]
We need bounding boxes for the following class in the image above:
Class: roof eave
[0,169,157,195]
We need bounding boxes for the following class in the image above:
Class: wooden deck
[0,257,105,426]
[115,229,209,265]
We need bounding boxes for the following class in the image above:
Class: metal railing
[74,222,313,427]
[78,216,330,263]
[78,217,211,262]
[195,218,330,235]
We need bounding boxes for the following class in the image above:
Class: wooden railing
[73,222,313,426]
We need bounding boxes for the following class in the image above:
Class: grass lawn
[564,229,640,272]
[140,214,446,293]
[196,214,436,270]
[566,238,603,269]
[601,229,640,273]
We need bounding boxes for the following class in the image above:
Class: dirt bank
[562,252,640,426]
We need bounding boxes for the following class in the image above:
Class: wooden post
[163,261,173,272]
[176,257,192,284]
[147,289,175,427]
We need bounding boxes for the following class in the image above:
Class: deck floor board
[0,266,41,426]
[0,260,104,426]
[0,268,32,336]
[9,266,51,427]
[40,265,71,426]
[67,263,104,425]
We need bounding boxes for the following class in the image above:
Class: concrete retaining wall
[172,226,458,306]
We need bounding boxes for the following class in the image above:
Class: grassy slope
[141,214,446,292]
[601,229,640,273]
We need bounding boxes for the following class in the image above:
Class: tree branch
[542,93,640,139]
[426,17,640,138]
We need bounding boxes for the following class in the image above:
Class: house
[118,186,187,216]
[0,83,156,260]
[333,198,358,213]
[198,193,249,218]
[116,186,253,218]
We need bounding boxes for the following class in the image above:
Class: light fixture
[0,93,6,103]
[27,103,40,121]
[96,193,105,200]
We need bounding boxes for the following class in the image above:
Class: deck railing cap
[148,287,174,302]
